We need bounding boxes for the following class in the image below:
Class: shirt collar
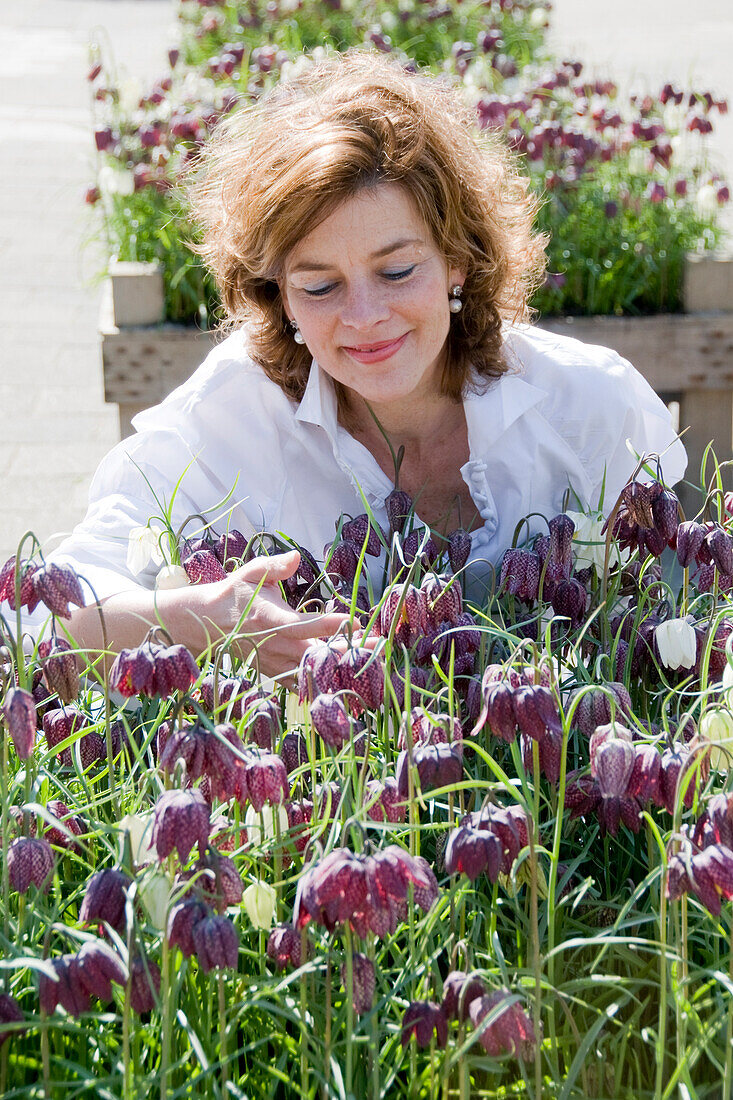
[296,357,547,461]
[294,357,340,444]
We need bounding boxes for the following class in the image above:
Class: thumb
[235,549,301,585]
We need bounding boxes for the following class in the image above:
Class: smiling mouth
[343,336,406,352]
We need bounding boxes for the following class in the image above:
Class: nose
[339,278,391,331]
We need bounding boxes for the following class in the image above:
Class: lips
[342,333,408,363]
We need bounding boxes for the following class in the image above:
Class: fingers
[235,550,301,585]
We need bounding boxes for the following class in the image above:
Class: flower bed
[3,472,733,1095]
[86,0,729,325]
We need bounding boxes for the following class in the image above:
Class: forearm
[64,585,220,662]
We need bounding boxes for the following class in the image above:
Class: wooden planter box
[101,255,733,513]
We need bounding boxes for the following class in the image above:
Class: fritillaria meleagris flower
[445,805,528,882]
[401,527,440,569]
[38,637,80,705]
[31,562,84,619]
[551,578,587,628]
[158,720,243,801]
[667,836,733,916]
[246,695,282,751]
[395,742,463,798]
[448,527,471,573]
[696,618,733,679]
[610,480,679,559]
[693,792,733,849]
[298,641,342,702]
[499,548,540,601]
[213,528,248,571]
[385,489,413,536]
[593,738,641,836]
[398,707,461,751]
[0,994,24,1046]
[389,664,429,709]
[167,897,209,957]
[45,800,86,850]
[294,845,439,938]
[401,1001,447,1049]
[422,573,463,628]
[0,556,39,612]
[473,678,519,742]
[310,693,358,750]
[573,681,633,738]
[469,990,537,1059]
[79,869,131,932]
[42,705,91,766]
[341,952,375,1016]
[183,548,227,585]
[195,851,245,911]
[129,956,161,1015]
[242,881,276,929]
[364,778,406,824]
[39,956,91,1018]
[342,513,384,556]
[676,520,707,568]
[75,940,127,1002]
[192,915,239,972]
[280,731,308,774]
[152,789,210,863]
[333,646,385,710]
[442,970,489,1022]
[199,672,252,719]
[238,749,289,812]
[325,539,359,586]
[660,743,707,814]
[267,924,304,971]
[655,618,698,671]
[109,639,198,698]
[2,687,37,759]
[7,836,54,893]
[379,583,428,646]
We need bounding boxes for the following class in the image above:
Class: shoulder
[131,326,296,436]
[502,323,638,417]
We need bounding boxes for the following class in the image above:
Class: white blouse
[11,322,686,635]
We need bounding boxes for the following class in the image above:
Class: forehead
[283,182,434,273]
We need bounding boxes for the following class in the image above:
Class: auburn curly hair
[189,50,547,408]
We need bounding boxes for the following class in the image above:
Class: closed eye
[303,265,417,297]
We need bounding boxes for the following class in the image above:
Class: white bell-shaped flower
[654,619,697,671]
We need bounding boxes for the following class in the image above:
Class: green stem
[218,972,228,1092]
[530,740,542,1100]
[160,935,171,1100]
[344,926,354,1098]
[724,914,733,1100]
[655,881,669,1097]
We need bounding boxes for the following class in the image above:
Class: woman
[9,52,685,676]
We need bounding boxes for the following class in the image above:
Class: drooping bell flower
[310,693,357,750]
[267,923,304,971]
[0,994,25,1046]
[655,618,697,671]
[551,578,587,628]
[473,678,518,742]
[401,1001,448,1049]
[246,695,282,751]
[325,539,359,586]
[45,800,86,851]
[297,641,342,702]
[333,646,385,710]
[385,489,413,536]
[7,836,54,893]
[676,520,707,568]
[442,970,489,1022]
[75,940,127,1002]
[399,708,461,751]
[79,869,131,932]
[152,789,210,863]
[39,956,91,1018]
[401,527,440,569]
[422,573,463,628]
[213,528,248,571]
[238,748,289,812]
[280,731,308,775]
[0,556,39,612]
[693,792,733,850]
[342,513,384,556]
[667,839,733,916]
[594,738,641,836]
[379,583,428,646]
[31,562,84,619]
[341,952,375,1016]
[395,742,463,798]
[182,548,227,585]
[499,548,540,601]
[167,897,209,957]
[192,914,239,972]
[364,777,405,823]
[448,528,471,573]
[38,638,80,705]
[242,880,276,929]
[128,956,160,1015]
[573,682,633,738]
[469,990,537,1059]
[660,743,707,814]
[2,687,37,759]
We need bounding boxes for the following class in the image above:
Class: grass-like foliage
[3,460,733,1097]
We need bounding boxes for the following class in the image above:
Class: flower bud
[2,687,37,759]
[243,881,277,929]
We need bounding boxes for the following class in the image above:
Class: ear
[448,265,466,291]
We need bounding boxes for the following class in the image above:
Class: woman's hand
[201,550,350,681]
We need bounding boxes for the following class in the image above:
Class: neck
[346,390,462,459]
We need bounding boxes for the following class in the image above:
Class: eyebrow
[288,237,424,274]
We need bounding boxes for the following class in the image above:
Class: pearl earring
[290,320,305,345]
[449,285,463,314]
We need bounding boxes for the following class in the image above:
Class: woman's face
[280,183,464,411]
